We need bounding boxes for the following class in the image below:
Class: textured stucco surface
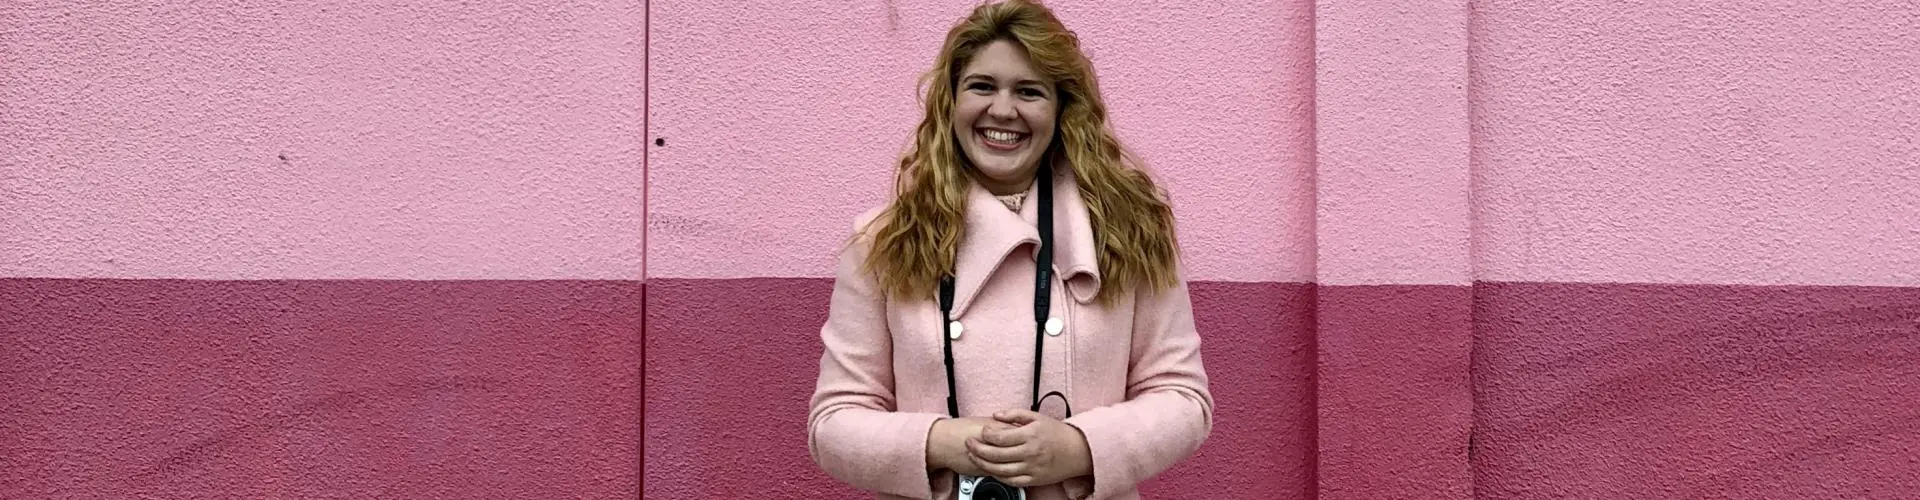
[7,278,1917,497]
[645,0,1314,282]
[1472,0,1920,286]
[8,0,1920,498]
[0,279,643,498]
[1315,0,1472,286]
[643,278,1315,498]
[1316,285,1474,499]
[0,1,647,280]
[1474,282,1920,499]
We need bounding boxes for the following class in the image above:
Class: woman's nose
[987,92,1018,119]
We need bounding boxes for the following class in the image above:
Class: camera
[956,474,1026,500]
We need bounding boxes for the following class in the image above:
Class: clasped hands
[928,409,1092,488]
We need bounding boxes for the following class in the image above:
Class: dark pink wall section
[641,280,1920,497]
[9,278,1918,497]
[643,278,1316,499]
[0,279,642,498]
[1473,282,1920,499]
[1316,285,1474,499]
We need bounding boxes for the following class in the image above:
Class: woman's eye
[1019,88,1046,98]
[967,82,994,93]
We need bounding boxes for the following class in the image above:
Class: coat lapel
[948,167,1103,317]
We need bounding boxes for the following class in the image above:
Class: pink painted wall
[3,1,647,498]
[1312,1,1475,498]
[7,0,1919,498]
[645,0,1315,282]
[1315,0,1472,286]
[1472,0,1920,286]
[1473,282,1920,499]
[3,279,643,498]
[1,1,647,280]
[1466,3,1920,498]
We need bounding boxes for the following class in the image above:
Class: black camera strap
[938,164,1071,419]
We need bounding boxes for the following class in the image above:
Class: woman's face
[951,40,1058,195]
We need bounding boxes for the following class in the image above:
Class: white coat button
[948,320,965,340]
[1045,317,1064,336]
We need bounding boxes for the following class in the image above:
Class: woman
[807,1,1212,498]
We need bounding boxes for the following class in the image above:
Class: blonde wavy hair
[861,0,1179,304]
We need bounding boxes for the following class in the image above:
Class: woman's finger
[979,421,1035,447]
[993,409,1046,425]
[965,437,1031,464]
[970,453,1027,478]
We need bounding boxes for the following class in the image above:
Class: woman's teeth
[983,129,1022,142]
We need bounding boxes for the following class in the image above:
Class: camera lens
[974,481,1018,500]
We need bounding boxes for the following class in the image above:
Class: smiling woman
[952,41,1058,196]
[804,1,1213,499]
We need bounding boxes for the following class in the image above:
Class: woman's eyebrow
[960,74,1047,87]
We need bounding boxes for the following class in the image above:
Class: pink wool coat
[807,168,1214,499]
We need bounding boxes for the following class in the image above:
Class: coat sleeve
[806,211,951,498]
[1062,274,1215,499]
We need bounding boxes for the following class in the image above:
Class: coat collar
[949,167,1102,316]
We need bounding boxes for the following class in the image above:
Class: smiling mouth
[977,128,1029,151]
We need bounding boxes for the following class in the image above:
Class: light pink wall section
[1472,0,1920,286]
[1315,0,1472,286]
[0,1,646,280]
[652,0,1920,287]
[5,1,1907,287]
[645,1,1315,282]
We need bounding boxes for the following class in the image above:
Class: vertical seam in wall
[1463,0,1481,495]
[639,0,651,497]
[640,5,651,283]
[1305,2,1321,290]
[1305,2,1321,497]
[1463,4,1480,287]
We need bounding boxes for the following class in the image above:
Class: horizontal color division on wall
[5,0,1917,498]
